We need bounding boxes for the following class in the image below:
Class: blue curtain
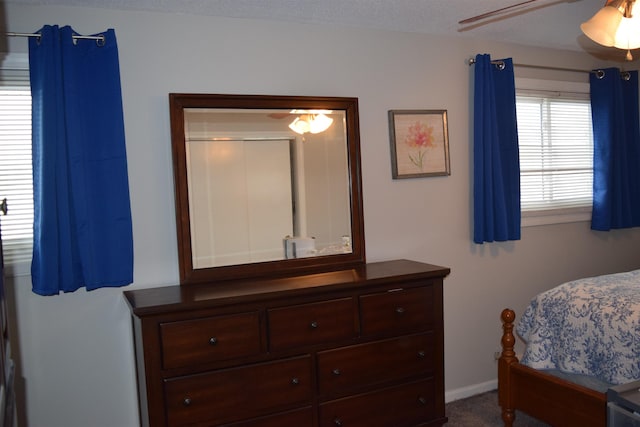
[473,54,521,244]
[590,68,640,231]
[29,25,133,295]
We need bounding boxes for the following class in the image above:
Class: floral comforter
[517,269,640,385]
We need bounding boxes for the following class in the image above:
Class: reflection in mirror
[170,94,365,284]
[184,108,351,268]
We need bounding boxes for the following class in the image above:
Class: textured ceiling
[9,0,616,55]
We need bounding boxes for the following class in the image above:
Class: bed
[498,269,640,427]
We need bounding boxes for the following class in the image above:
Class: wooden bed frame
[498,308,607,427]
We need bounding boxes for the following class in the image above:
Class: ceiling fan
[458,0,551,25]
[458,0,580,25]
[459,0,640,60]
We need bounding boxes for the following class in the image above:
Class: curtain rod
[6,32,105,43]
[467,57,594,74]
[466,57,634,80]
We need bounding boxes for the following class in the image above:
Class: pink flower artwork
[390,110,449,178]
[404,121,434,170]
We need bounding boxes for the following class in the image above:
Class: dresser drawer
[160,311,262,370]
[319,379,435,427]
[221,407,313,427]
[360,286,433,336]
[164,355,312,426]
[317,332,434,396]
[268,298,357,351]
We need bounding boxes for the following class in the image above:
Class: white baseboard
[445,379,498,403]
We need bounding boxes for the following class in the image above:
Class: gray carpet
[445,390,551,426]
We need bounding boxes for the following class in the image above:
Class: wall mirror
[169,94,365,284]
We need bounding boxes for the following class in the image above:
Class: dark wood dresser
[124,259,450,427]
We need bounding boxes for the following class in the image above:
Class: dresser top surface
[123,259,449,317]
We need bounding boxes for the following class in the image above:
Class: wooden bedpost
[498,308,518,427]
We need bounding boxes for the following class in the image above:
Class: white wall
[3,3,640,427]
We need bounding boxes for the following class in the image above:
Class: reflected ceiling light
[288,112,334,135]
[289,116,311,134]
[581,0,640,60]
[309,113,333,134]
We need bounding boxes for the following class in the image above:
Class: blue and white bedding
[517,269,640,386]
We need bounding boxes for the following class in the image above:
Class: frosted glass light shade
[580,6,624,47]
[289,117,311,134]
[289,114,333,135]
[613,15,640,49]
[309,114,333,134]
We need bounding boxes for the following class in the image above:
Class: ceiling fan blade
[268,113,292,119]
[458,0,541,24]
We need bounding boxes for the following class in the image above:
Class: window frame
[0,53,32,277]
[515,77,593,227]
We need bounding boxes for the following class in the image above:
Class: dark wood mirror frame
[169,93,366,284]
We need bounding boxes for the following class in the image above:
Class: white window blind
[516,92,593,213]
[0,70,33,266]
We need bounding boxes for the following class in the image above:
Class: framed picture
[388,109,450,179]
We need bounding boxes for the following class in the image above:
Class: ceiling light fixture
[288,111,334,135]
[581,0,640,60]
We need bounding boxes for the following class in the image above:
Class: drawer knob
[334,418,343,426]
[395,307,406,315]
[418,396,427,405]
[332,368,341,376]
[310,321,319,329]
[209,337,218,345]
[291,377,300,385]
[183,397,192,406]
[417,350,426,358]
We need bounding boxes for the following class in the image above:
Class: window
[0,65,33,272]
[515,78,593,226]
